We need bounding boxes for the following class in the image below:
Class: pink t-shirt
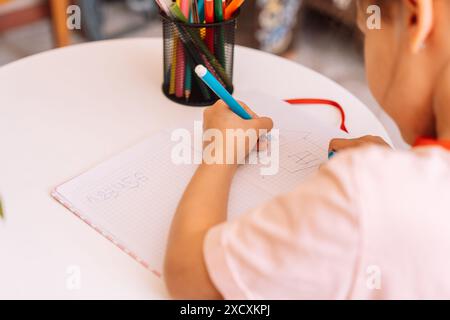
[203,145,450,299]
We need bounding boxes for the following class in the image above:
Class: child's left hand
[329,135,390,153]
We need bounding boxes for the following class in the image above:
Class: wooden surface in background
[0,1,49,32]
[0,0,71,48]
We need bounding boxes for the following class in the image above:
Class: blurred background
[0,0,406,147]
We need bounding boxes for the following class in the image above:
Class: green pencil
[214,0,223,22]
[185,60,193,101]
[170,2,188,21]
[214,0,226,67]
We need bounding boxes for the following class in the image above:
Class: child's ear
[404,0,434,53]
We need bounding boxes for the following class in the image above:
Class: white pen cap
[195,65,208,78]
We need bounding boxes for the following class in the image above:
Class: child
[164,0,450,299]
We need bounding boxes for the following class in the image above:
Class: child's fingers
[329,138,362,152]
[210,100,258,119]
[253,117,274,133]
[329,136,389,152]
[209,100,273,132]
[235,101,273,131]
[237,100,259,119]
[211,99,228,110]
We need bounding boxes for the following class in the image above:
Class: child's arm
[164,101,273,299]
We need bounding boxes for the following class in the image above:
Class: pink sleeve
[204,154,362,299]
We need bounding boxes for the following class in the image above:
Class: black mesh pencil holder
[161,12,238,106]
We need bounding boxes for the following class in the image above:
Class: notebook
[52,91,347,277]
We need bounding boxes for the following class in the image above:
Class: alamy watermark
[66,5,81,30]
[170,122,280,176]
[366,5,382,30]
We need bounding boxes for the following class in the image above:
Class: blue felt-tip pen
[195,65,252,120]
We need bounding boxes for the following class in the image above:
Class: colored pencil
[181,0,191,20]
[224,0,244,20]
[185,2,194,101]
[205,0,215,54]
[214,0,226,67]
[169,36,178,95]
[214,0,223,22]
[175,0,189,98]
[198,0,205,22]
[156,0,171,15]
[191,0,200,23]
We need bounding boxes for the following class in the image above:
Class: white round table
[0,38,390,299]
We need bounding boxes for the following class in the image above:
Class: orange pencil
[224,0,244,20]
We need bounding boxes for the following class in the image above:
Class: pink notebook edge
[51,187,163,279]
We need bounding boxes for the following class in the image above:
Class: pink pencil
[175,0,190,98]
[154,0,170,15]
